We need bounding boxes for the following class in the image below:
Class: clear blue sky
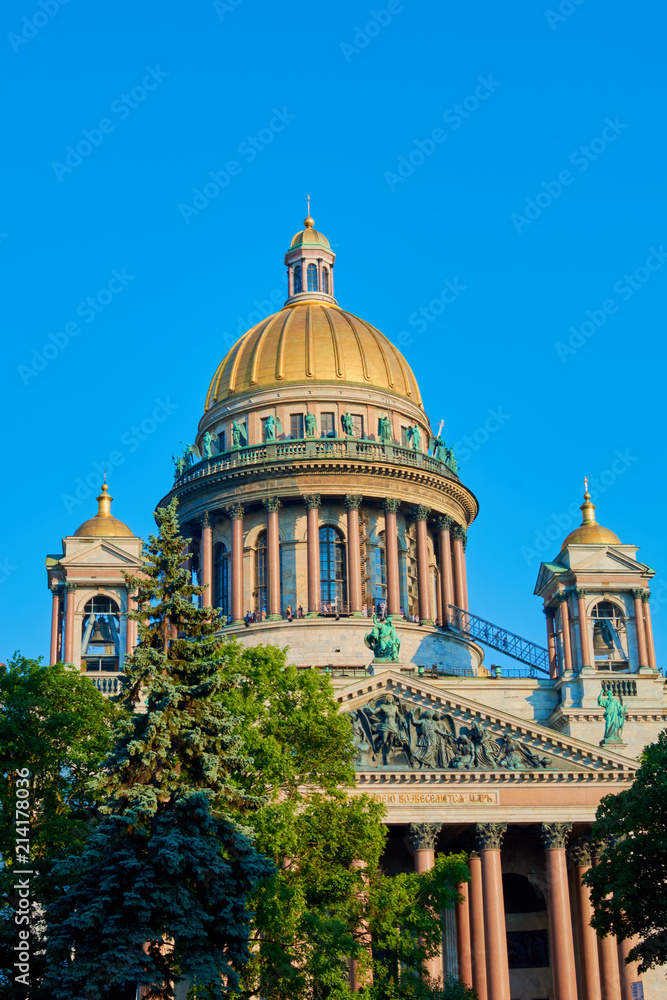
[2,0,666,669]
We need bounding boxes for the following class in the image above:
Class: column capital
[200,511,211,529]
[433,514,455,531]
[407,822,442,852]
[631,587,645,599]
[475,822,507,851]
[575,588,588,599]
[451,524,467,543]
[225,503,245,520]
[65,582,77,592]
[567,836,594,867]
[344,494,363,510]
[543,606,556,619]
[540,821,572,851]
[555,590,570,604]
[263,497,282,513]
[302,494,322,510]
[641,590,651,602]
[383,497,401,514]
[412,504,432,522]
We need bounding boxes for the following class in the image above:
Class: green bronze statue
[305,411,317,437]
[364,614,401,662]
[598,689,628,741]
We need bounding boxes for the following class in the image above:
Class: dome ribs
[322,305,345,379]
[274,308,294,381]
[305,305,314,377]
[337,308,371,382]
[228,327,257,395]
[249,316,276,387]
[355,315,397,391]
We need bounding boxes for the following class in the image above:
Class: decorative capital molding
[631,588,645,600]
[575,588,588,599]
[543,606,556,619]
[412,504,432,522]
[201,511,210,529]
[65,582,77,592]
[555,591,570,604]
[383,498,401,514]
[540,822,572,851]
[344,494,364,511]
[263,498,282,513]
[641,591,651,603]
[225,503,245,520]
[434,514,455,531]
[568,836,593,867]
[451,524,467,545]
[302,494,322,510]
[407,822,442,852]
[475,822,507,851]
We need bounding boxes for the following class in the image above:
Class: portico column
[468,851,488,1000]
[575,588,593,669]
[50,587,60,665]
[264,498,282,620]
[227,503,245,624]
[455,879,473,988]
[475,823,510,1000]
[64,583,76,664]
[568,838,602,1000]
[408,823,443,981]
[413,506,433,625]
[618,936,643,1000]
[556,592,574,673]
[544,607,559,679]
[641,593,658,670]
[434,515,455,625]
[631,589,649,669]
[344,495,363,615]
[452,526,468,611]
[599,930,623,1000]
[200,513,213,608]
[303,495,321,616]
[126,590,137,658]
[349,859,373,991]
[383,499,401,617]
[540,823,577,1000]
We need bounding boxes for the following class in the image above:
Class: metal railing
[445,606,550,674]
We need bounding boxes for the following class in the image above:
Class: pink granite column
[126,590,137,658]
[475,824,510,1000]
[413,506,433,624]
[64,583,76,665]
[200,513,213,609]
[557,593,574,673]
[599,931,622,1000]
[568,839,602,1000]
[540,823,577,1000]
[469,852,488,1000]
[383,499,401,617]
[576,588,593,668]
[618,936,643,1000]
[408,823,442,981]
[452,526,468,611]
[435,569,443,627]
[227,503,245,624]
[264,498,282,620]
[544,607,559,679]
[455,880,474,988]
[632,589,649,669]
[642,593,658,670]
[49,587,60,665]
[344,495,363,615]
[303,495,321,616]
[435,516,455,625]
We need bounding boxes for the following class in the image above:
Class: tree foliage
[584,728,667,973]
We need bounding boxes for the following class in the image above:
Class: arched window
[293,265,302,294]
[213,542,229,618]
[592,600,626,664]
[255,532,267,613]
[307,263,318,292]
[82,596,120,672]
[319,526,347,609]
[322,266,329,293]
[373,532,387,608]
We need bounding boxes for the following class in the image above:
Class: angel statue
[231,420,247,448]
[184,443,201,467]
[444,447,459,475]
[201,430,218,459]
[264,414,281,441]
[378,415,393,442]
[429,419,446,461]
[496,734,549,771]
[341,411,354,436]
[364,614,401,662]
[598,689,628,741]
[172,454,186,481]
[305,411,317,437]
[406,423,422,451]
[405,707,457,769]
[359,694,407,766]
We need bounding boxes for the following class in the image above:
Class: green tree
[584,728,667,973]
[214,643,470,998]
[45,500,272,1000]
[0,654,121,1000]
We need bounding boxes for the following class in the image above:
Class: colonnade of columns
[197,495,469,625]
[544,588,658,676]
[49,582,138,667]
[395,822,642,1000]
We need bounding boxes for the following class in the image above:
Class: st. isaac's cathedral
[45,216,665,1000]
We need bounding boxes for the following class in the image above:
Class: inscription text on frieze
[371,791,499,804]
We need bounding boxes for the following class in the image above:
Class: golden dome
[73,484,134,538]
[205,301,423,408]
[561,487,620,548]
[290,215,330,249]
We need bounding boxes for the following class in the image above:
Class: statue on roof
[231,420,247,448]
[379,415,393,442]
[364,614,401,662]
[406,423,422,451]
[201,430,218,459]
[172,454,186,481]
[184,443,201,467]
[304,411,317,437]
[598,689,628,742]
[264,414,281,441]
[341,412,354,436]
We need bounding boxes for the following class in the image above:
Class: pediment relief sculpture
[348,694,556,771]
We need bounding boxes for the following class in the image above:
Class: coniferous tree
[45,500,272,1000]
